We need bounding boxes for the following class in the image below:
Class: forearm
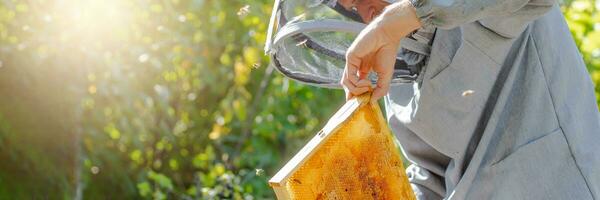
[371,0,422,43]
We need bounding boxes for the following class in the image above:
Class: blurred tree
[0,0,343,199]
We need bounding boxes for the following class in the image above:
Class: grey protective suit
[384,0,600,199]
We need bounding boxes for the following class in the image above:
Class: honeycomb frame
[269,94,415,200]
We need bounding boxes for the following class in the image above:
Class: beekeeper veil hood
[265,0,420,88]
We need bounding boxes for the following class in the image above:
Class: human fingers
[341,65,363,101]
[341,75,370,99]
[344,86,355,101]
[345,53,373,97]
[371,77,391,102]
[370,47,396,102]
[350,85,370,96]
[344,53,361,86]
[355,78,371,88]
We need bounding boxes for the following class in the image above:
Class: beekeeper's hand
[342,0,421,101]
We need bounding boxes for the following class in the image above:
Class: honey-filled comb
[269,94,416,200]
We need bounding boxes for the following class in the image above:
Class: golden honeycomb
[271,97,415,200]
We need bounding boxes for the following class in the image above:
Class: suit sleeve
[410,0,555,37]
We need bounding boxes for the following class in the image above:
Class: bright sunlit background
[0,0,598,199]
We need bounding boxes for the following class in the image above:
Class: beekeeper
[339,0,600,199]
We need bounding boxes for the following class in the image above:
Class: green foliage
[0,0,343,199]
[0,0,596,199]
[563,0,600,104]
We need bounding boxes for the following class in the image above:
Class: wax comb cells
[269,95,416,200]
